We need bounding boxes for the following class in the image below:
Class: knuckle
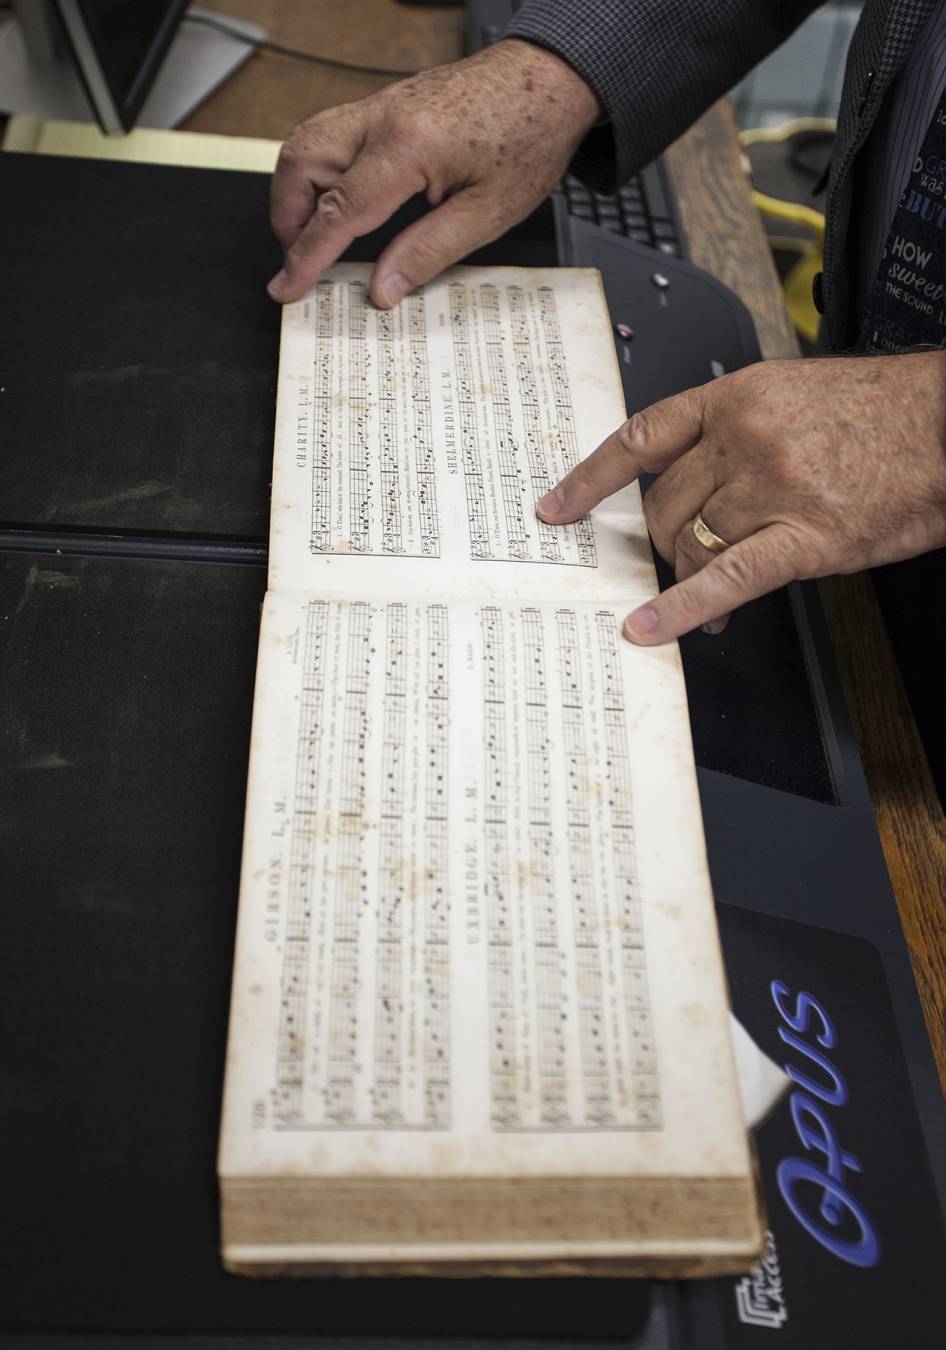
[317,181,359,224]
[715,544,769,594]
[728,404,769,446]
[380,113,420,152]
[275,139,303,175]
[616,412,651,460]
[674,527,705,569]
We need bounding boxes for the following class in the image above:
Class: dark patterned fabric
[857,3,946,339]
[858,79,946,353]
[825,0,938,346]
[506,0,939,349]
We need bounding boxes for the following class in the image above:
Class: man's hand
[267,40,600,306]
[536,352,946,643]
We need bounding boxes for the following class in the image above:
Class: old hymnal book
[218,263,763,1277]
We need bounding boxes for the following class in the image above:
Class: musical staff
[556,609,613,1125]
[595,613,661,1126]
[482,285,530,559]
[310,282,334,552]
[471,604,663,1132]
[538,288,597,566]
[521,608,567,1125]
[377,309,404,554]
[275,599,329,1124]
[304,278,441,558]
[325,601,372,1125]
[409,294,441,557]
[271,600,451,1132]
[450,283,493,559]
[423,604,450,1126]
[481,606,518,1125]
[347,282,371,552]
[508,285,562,564]
[371,603,408,1124]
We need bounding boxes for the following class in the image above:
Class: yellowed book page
[219,592,749,1236]
[268,264,655,605]
[2,115,279,171]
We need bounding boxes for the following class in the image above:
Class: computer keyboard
[468,2,685,259]
[560,167,684,257]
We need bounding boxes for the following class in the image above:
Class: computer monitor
[15,0,188,133]
[2,1,263,133]
[48,0,189,133]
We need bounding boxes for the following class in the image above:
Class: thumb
[536,385,707,525]
[369,188,508,307]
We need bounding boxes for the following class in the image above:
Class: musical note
[409,295,441,558]
[423,604,450,1124]
[538,288,597,566]
[593,612,661,1126]
[347,282,371,553]
[310,283,334,553]
[275,600,329,1123]
[450,284,493,560]
[555,609,613,1125]
[521,609,568,1124]
[480,607,519,1125]
[481,285,530,560]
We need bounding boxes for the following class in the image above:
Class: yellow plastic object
[740,119,832,345]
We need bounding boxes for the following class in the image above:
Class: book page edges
[220,1172,761,1246]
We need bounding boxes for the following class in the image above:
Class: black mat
[0,551,649,1341]
[0,155,281,540]
[0,154,558,545]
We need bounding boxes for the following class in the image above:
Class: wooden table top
[183,0,946,1092]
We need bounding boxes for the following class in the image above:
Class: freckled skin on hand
[538,351,946,643]
[267,39,602,306]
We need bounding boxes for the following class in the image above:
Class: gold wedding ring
[692,512,730,554]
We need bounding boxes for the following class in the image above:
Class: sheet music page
[220,591,747,1186]
[268,264,655,604]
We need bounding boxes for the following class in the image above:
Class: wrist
[485,37,602,133]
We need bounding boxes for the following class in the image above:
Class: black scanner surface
[0,155,282,540]
[562,222,761,411]
[0,154,558,544]
[0,551,649,1341]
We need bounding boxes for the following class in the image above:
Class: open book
[218,264,763,1277]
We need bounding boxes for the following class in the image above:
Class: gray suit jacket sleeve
[505,0,826,189]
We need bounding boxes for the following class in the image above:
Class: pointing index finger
[536,384,707,524]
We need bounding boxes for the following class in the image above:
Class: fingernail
[267,268,288,299]
[701,618,727,636]
[536,485,566,519]
[378,271,411,308]
[624,607,658,640]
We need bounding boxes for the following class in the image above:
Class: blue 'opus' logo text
[770,980,881,1268]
